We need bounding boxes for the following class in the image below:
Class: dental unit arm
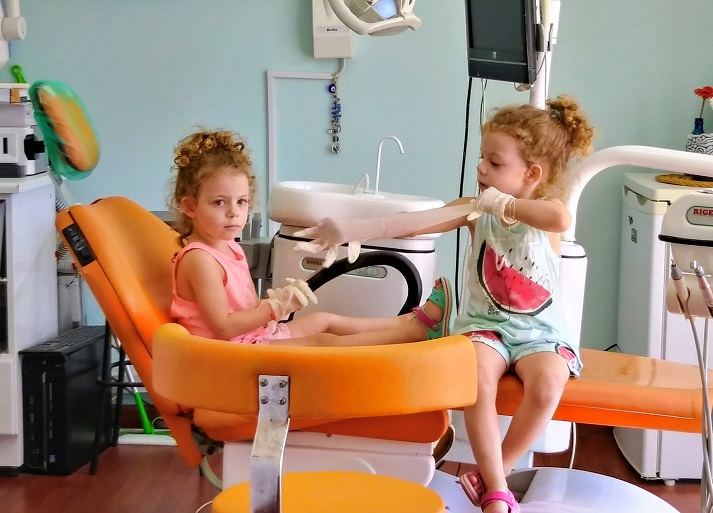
[0,0,26,70]
[564,145,713,243]
[327,0,420,36]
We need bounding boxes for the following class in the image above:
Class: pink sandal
[459,468,520,512]
[458,468,485,506]
[481,490,520,513]
[411,277,452,339]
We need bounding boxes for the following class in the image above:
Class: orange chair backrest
[56,196,203,465]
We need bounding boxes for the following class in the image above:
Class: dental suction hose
[671,260,691,319]
[693,261,713,318]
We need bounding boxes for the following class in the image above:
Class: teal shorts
[461,330,582,377]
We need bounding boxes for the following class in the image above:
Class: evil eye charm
[327,83,337,94]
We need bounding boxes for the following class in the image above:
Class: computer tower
[20,325,111,475]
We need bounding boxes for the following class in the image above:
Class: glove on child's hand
[475,187,516,223]
[294,203,477,268]
[294,217,362,268]
[466,199,483,222]
[265,278,318,320]
[284,277,318,306]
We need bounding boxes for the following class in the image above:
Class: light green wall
[7,1,713,348]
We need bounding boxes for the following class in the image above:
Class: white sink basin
[268,181,445,228]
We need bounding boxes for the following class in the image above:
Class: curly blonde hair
[168,129,256,246]
[482,95,595,200]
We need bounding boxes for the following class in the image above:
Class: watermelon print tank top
[453,213,579,353]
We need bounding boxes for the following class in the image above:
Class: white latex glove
[294,217,362,267]
[294,203,474,268]
[475,187,516,223]
[264,278,318,321]
[466,199,483,222]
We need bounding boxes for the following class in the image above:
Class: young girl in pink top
[168,129,455,347]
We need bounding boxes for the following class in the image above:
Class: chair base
[213,471,446,513]
[427,468,680,512]
[223,432,435,488]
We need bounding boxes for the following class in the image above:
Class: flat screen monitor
[465,0,538,84]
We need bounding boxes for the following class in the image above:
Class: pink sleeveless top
[170,240,290,344]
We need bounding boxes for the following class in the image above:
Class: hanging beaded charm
[328,78,342,154]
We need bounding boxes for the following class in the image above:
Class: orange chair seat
[496,348,712,433]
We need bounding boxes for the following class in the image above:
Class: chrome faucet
[373,136,404,194]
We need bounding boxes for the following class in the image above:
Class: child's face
[477,132,538,199]
[182,167,251,243]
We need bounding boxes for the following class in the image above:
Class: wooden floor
[0,424,703,513]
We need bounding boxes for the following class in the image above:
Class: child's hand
[294,217,361,268]
[476,187,516,222]
[466,199,483,222]
[285,277,318,305]
[265,278,319,320]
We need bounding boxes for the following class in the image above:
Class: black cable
[455,76,474,312]
[479,79,488,127]
[286,251,422,322]
[603,343,620,352]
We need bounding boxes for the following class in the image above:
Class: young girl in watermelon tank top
[296,96,596,513]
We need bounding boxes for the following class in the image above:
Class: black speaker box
[20,325,111,475]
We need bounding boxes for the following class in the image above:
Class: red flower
[695,86,713,117]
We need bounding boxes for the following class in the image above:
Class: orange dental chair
[56,196,713,468]
[55,196,460,485]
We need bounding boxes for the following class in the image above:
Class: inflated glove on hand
[294,203,475,268]
[264,278,319,321]
[474,187,516,223]
[294,217,363,268]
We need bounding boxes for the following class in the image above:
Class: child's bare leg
[463,343,509,511]
[500,352,570,474]
[286,279,447,340]
[269,319,425,347]
[287,311,418,338]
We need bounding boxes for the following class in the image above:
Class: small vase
[686,132,713,155]
[692,117,705,135]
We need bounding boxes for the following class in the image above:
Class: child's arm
[294,199,475,266]
[477,187,571,233]
[177,249,275,340]
[508,197,571,233]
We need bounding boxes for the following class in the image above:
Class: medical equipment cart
[615,171,713,481]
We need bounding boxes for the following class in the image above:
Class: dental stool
[152,323,478,512]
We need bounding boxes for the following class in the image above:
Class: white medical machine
[0,85,46,178]
[616,172,713,482]
[268,180,444,316]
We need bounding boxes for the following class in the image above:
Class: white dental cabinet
[0,174,58,471]
[615,171,712,482]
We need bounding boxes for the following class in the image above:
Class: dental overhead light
[327,0,420,36]
[0,0,26,70]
